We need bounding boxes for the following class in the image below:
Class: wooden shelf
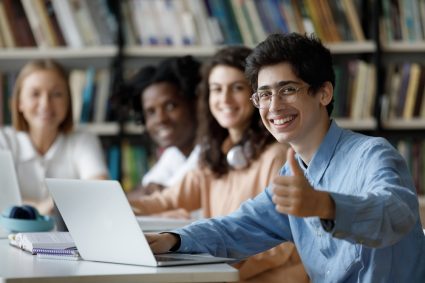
[381,41,425,52]
[0,41,376,61]
[76,123,119,136]
[123,122,145,135]
[75,122,144,136]
[382,119,425,130]
[334,118,377,130]
[124,46,219,58]
[124,42,377,57]
[326,41,376,54]
[0,46,118,59]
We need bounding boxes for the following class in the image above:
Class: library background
[1,0,425,224]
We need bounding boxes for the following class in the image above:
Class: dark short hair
[11,59,73,133]
[128,56,201,124]
[246,33,335,115]
[197,46,275,176]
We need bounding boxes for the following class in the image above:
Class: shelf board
[124,46,219,57]
[334,118,377,130]
[75,122,144,136]
[123,122,145,135]
[0,46,118,59]
[326,41,376,54]
[382,119,425,129]
[76,123,119,135]
[0,41,376,60]
[124,42,376,57]
[381,42,425,52]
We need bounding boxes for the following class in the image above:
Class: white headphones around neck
[226,144,249,170]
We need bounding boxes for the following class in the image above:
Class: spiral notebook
[45,178,234,267]
[9,232,75,254]
[9,231,82,260]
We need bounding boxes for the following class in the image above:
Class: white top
[0,127,107,213]
[142,145,200,187]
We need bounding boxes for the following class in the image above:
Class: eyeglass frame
[250,83,310,109]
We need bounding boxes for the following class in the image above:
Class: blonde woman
[0,60,108,218]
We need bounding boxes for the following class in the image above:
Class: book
[350,60,369,119]
[35,246,81,261]
[37,252,81,261]
[184,0,214,46]
[244,0,267,42]
[396,63,412,118]
[69,69,86,123]
[154,0,184,45]
[44,0,67,46]
[93,69,111,123]
[51,0,84,47]
[413,65,425,117]
[80,67,96,123]
[208,0,243,44]
[230,0,255,45]
[2,0,36,47]
[32,0,60,47]
[120,0,138,45]
[85,0,116,45]
[9,232,75,255]
[318,0,341,42]
[341,0,365,41]
[0,1,15,48]
[69,0,100,46]
[403,63,421,119]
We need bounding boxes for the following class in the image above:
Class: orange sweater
[132,143,309,283]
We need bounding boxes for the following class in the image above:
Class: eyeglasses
[250,84,310,109]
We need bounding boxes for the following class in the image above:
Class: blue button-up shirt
[175,121,425,282]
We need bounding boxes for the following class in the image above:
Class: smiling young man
[146,33,425,282]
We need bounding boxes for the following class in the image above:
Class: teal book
[80,68,96,123]
[208,0,243,44]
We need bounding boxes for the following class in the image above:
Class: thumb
[287,147,303,176]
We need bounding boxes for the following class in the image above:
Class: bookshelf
[377,0,425,224]
[0,0,379,185]
[5,0,425,215]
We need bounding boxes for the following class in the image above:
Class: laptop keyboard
[155,255,194,262]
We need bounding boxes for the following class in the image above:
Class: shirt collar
[305,120,343,186]
[18,132,65,162]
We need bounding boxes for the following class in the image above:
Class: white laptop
[136,216,193,232]
[45,178,233,267]
[0,150,22,238]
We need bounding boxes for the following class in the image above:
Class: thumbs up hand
[271,147,335,219]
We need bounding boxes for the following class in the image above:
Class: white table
[0,240,239,283]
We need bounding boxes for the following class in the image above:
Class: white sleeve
[167,145,200,186]
[71,132,108,179]
[142,147,187,186]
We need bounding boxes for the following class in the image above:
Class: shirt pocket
[319,232,362,278]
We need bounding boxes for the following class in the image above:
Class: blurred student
[146,33,425,282]
[126,56,201,198]
[0,59,108,216]
[130,47,308,283]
